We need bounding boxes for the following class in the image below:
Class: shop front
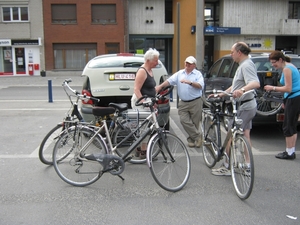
[0,39,41,76]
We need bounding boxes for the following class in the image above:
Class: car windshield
[251,58,274,71]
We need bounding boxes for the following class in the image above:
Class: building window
[91,4,116,24]
[51,4,77,24]
[204,2,219,27]
[105,43,120,54]
[288,2,300,19]
[53,43,96,69]
[2,6,28,22]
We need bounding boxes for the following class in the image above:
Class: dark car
[203,52,300,126]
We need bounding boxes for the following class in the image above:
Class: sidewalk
[0,71,84,87]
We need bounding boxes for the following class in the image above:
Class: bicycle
[39,79,129,165]
[201,89,254,200]
[52,85,191,192]
[256,89,283,116]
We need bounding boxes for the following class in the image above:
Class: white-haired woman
[131,48,159,158]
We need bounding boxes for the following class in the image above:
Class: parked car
[80,53,171,129]
[202,52,300,126]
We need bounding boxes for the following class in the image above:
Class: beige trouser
[178,98,203,142]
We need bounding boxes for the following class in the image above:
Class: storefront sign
[204,26,241,35]
[0,39,11,46]
[12,39,39,45]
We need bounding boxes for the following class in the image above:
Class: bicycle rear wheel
[256,90,283,116]
[53,126,108,187]
[201,113,218,168]
[230,134,254,200]
[39,124,64,165]
[148,131,191,192]
[113,121,148,164]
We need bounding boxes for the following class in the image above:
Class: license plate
[114,73,135,80]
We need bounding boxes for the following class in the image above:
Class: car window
[229,62,239,78]
[251,58,273,71]
[218,58,232,78]
[291,58,300,69]
[88,56,162,69]
[208,59,222,78]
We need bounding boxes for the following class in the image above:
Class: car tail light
[81,89,94,105]
[276,113,284,122]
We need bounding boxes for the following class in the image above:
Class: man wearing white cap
[156,56,204,147]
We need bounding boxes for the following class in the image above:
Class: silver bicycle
[52,86,191,192]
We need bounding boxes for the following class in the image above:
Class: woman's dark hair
[269,50,291,62]
[234,42,251,55]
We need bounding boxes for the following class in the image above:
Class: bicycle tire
[148,131,191,192]
[256,90,282,116]
[53,125,108,187]
[39,124,64,165]
[201,114,218,168]
[113,121,148,164]
[230,134,254,200]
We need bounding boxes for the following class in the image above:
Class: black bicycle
[201,90,254,200]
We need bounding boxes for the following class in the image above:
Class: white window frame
[2,6,29,22]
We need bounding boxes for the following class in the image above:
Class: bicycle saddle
[92,107,116,117]
[108,102,128,112]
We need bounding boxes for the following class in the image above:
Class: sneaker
[275,151,296,160]
[195,136,202,148]
[188,142,195,147]
[212,163,228,172]
[187,137,195,147]
[211,165,231,176]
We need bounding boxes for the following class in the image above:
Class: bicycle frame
[204,90,246,162]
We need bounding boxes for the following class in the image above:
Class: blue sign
[204,26,241,35]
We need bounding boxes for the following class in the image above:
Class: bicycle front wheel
[230,134,254,200]
[39,124,64,165]
[148,131,191,192]
[201,113,218,168]
[53,126,108,187]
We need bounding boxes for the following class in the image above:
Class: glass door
[15,48,26,74]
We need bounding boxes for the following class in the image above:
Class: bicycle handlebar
[135,85,174,107]
[62,79,100,102]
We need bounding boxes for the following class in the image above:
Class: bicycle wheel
[201,113,218,168]
[148,131,191,192]
[256,90,283,116]
[53,125,108,187]
[113,121,148,164]
[39,124,64,165]
[230,134,254,200]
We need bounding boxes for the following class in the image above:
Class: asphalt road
[0,75,299,225]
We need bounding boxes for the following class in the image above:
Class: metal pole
[48,79,53,103]
[176,2,180,109]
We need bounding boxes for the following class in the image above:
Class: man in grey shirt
[211,42,260,176]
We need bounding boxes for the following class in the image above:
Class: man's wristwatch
[190,82,193,86]
[241,88,245,93]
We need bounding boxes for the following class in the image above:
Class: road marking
[0,111,279,159]
[0,108,70,111]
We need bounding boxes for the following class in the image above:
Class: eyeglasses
[270,60,278,64]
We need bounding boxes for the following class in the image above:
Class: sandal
[140,150,146,159]
[135,147,141,157]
